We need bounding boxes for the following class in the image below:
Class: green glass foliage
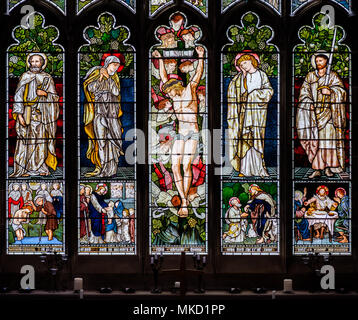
[185,0,207,15]
[8,13,63,78]
[150,0,172,16]
[222,12,278,77]
[77,0,95,13]
[50,0,65,12]
[294,12,350,78]
[79,12,134,77]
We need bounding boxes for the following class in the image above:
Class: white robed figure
[296,51,347,178]
[10,53,60,177]
[223,197,248,243]
[227,53,274,178]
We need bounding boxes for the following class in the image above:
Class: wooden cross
[161,251,203,295]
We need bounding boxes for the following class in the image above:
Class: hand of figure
[18,114,26,127]
[99,68,109,81]
[152,50,161,58]
[244,205,250,212]
[310,104,315,111]
[37,89,48,97]
[321,88,331,95]
[195,46,205,58]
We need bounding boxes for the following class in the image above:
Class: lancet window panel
[184,0,208,17]
[77,12,137,255]
[149,0,174,17]
[220,12,280,255]
[292,10,352,255]
[149,11,208,255]
[222,0,241,13]
[77,0,136,14]
[8,0,66,14]
[291,0,351,15]
[6,12,65,254]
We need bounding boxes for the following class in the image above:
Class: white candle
[174,281,180,288]
[283,279,293,293]
[150,256,154,264]
[74,278,83,291]
[79,289,84,299]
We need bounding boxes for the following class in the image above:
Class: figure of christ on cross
[152,46,205,218]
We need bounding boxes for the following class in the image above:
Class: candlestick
[150,256,154,264]
[74,278,83,292]
[174,281,180,289]
[283,279,293,293]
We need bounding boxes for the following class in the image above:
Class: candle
[150,256,154,264]
[79,289,84,299]
[174,281,180,288]
[283,279,293,293]
[74,278,83,292]
[202,256,206,264]
[154,254,158,261]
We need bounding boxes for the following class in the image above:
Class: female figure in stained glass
[10,53,60,177]
[227,53,274,178]
[83,55,124,178]
[296,51,347,178]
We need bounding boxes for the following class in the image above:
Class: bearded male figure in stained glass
[227,53,274,178]
[296,51,347,179]
[10,53,60,178]
[83,55,124,178]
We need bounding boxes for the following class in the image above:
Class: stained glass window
[259,0,281,14]
[77,1,136,14]
[291,0,351,15]
[149,0,174,17]
[222,0,241,13]
[149,12,208,255]
[78,12,136,254]
[184,0,208,17]
[7,12,65,254]
[292,10,351,255]
[8,0,66,13]
[221,12,280,255]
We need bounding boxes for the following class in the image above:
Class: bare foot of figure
[178,198,189,218]
[309,170,321,179]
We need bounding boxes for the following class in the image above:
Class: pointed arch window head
[7,12,65,254]
[221,12,280,255]
[8,0,66,14]
[259,0,281,15]
[184,0,208,17]
[222,0,241,13]
[291,0,351,15]
[77,0,136,15]
[149,0,174,17]
[292,10,351,255]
